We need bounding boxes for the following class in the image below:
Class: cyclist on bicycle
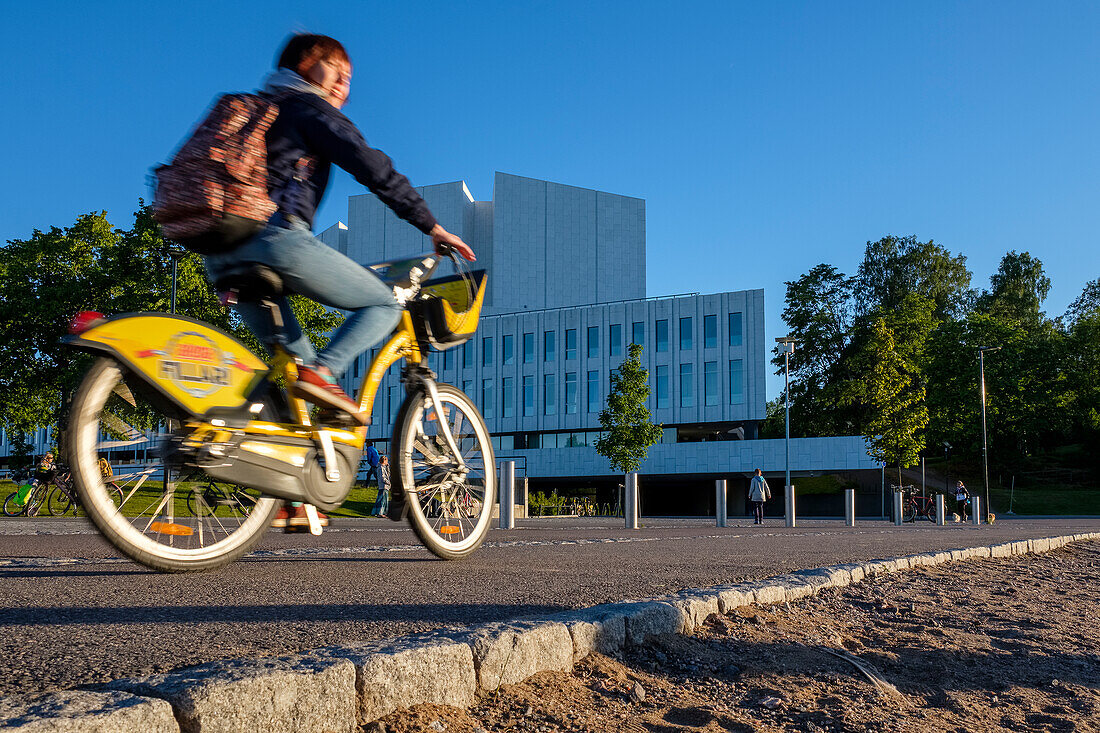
[203,33,475,423]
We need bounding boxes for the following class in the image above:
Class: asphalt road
[1,515,1097,696]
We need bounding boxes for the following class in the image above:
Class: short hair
[276,34,350,72]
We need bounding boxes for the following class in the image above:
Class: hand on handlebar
[430,224,476,261]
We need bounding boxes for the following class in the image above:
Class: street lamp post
[164,246,187,314]
[776,336,797,526]
[978,346,1001,523]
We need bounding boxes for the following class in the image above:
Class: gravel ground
[374,540,1100,732]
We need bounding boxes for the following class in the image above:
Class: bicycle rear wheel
[3,493,26,517]
[46,486,74,516]
[392,382,496,560]
[67,357,279,572]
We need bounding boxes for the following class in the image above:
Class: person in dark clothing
[954,481,970,521]
[363,440,381,487]
[203,34,475,423]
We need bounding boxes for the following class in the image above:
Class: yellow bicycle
[63,253,494,571]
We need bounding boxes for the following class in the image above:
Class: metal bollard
[498,461,515,529]
[971,497,981,525]
[785,484,796,528]
[893,491,903,526]
[935,493,945,526]
[845,488,855,527]
[716,480,728,528]
[625,472,639,529]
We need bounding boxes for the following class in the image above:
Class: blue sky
[4,1,1098,399]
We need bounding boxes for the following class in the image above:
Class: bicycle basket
[410,270,487,350]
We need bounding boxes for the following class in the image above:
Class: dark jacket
[265,92,437,234]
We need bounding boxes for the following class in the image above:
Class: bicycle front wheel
[46,486,74,516]
[392,382,496,560]
[67,357,280,572]
[3,493,26,517]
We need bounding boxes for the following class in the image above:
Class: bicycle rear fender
[63,313,268,419]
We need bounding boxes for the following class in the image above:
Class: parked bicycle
[3,468,47,517]
[902,487,939,523]
[63,251,493,571]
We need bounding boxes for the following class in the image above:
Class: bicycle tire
[46,486,74,516]
[3,492,26,517]
[903,502,916,523]
[67,357,279,572]
[392,382,496,560]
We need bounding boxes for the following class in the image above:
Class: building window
[523,332,535,363]
[729,312,743,347]
[680,317,693,351]
[502,376,514,417]
[482,379,494,418]
[544,373,556,415]
[523,375,534,416]
[679,363,694,407]
[704,361,718,406]
[655,319,668,353]
[503,334,515,365]
[463,379,472,395]
[482,336,493,367]
[443,348,453,371]
[729,359,744,403]
[632,321,644,347]
[587,370,599,412]
[703,314,717,349]
[609,324,622,357]
[462,341,474,369]
[565,328,577,360]
[565,372,578,414]
[544,330,555,362]
[656,365,669,408]
[587,326,599,358]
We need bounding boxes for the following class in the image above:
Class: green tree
[0,204,343,441]
[974,250,1051,324]
[595,343,663,473]
[854,235,972,321]
[838,317,928,484]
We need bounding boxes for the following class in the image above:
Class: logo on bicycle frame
[142,331,232,398]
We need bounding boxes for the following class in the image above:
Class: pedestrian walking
[954,481,970,522]
[363,440,381,487]
[370,456,391,517]
[748,468,771,525]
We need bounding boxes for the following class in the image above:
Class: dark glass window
[565,328,577,359]
[565,372,578,414]
[502,376,514,417]
[587,326,599,359]
[462,340,473,369]
[655,319,668,353]
[729,359,744,403]
[729,313,743,347]
[703,314,717,349]
[704,361,718,406]
[609,324,622,357]
[523,333,535,363]
[482,379,494,418]
[544,373,556,415]
[482,336,493,367]
[586,370,599,412]
[544,330,555,362]
[679,363,694,407]
[656,365,669,408]
[522,375,534,415]
[443,348,453,370]
[631,321,644,347]
[680,317,693,351]
[502,334,515,365]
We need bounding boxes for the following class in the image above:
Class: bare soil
[371,541,1100,732]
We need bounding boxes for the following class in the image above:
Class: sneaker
[271,506,291,528]
[291,366,368,425]
[287,504,329,531]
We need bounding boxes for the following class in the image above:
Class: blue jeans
[204,220,401,377]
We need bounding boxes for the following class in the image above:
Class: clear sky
[4,1,1098,399]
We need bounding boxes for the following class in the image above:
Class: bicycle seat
[213,265,285,301]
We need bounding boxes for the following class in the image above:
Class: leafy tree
[838,317,928,485]
[595,343,663,473]
[854,235,972,321]
[1063,277,1100,326]
[974,250,1051,324]
[0,204,343,442]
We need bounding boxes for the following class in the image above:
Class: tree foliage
[595,343,663,473]
[0,204,344,441]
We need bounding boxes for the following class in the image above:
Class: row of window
[468,359,745,418]
[440,313,744,370]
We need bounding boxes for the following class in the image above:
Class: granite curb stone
[462,620,574,692]
[0,690,178,733]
